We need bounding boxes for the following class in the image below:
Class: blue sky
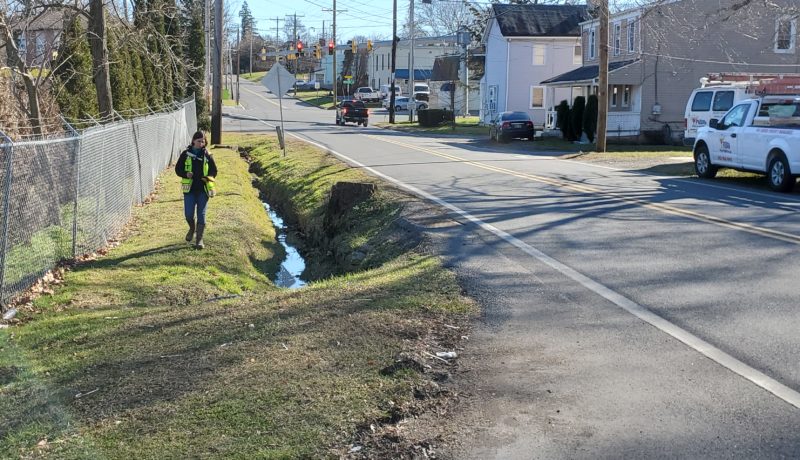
[239,0,401,42]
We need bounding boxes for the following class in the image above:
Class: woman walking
[175,131,217,249]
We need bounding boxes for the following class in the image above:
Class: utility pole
[389,0,397,123]
[323,3,343,107]
[236,28,241,105]
[597,0,609,152]
[211,0,223,144]
[332,0,337,108]
[205,0,212,108]
[408,0,415,122]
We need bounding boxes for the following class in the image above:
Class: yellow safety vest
[181,152,216,197]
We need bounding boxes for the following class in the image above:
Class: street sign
[261,63,295,95]
[343,75,354,85]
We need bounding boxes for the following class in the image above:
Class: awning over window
[541,59,640,86]
[395,69,433,80]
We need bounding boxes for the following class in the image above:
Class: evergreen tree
[583,94,598,143]
[556,100,571,141]
[239,1,255,39]
[53,16,98,121]
[108,27,133,112]
[183,0,208,127]
[571,96,585,142]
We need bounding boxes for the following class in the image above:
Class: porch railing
[545,110,641,137]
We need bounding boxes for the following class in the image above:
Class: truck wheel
[768,154,795,192]
[363,120,368,127]
[694,144,717,178]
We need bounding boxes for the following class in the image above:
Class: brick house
[541,0,800,143]
[7,9,65,68]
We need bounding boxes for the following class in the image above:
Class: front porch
[545,110,641,137]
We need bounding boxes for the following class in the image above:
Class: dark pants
[184,191,209,225]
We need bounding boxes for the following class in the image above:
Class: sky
[238,0,402,43]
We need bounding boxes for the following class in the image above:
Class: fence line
[0,99,197,308]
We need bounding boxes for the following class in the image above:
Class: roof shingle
[492,4,591,37]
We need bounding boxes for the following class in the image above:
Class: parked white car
[693,96,800,192]
[389,96,428,112]
[353,87,382,103]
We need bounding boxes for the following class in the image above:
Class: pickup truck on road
[694,96,800,192]
[352,87,382,103]
[335,100,369,126]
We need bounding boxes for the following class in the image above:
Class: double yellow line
[366,134,800,245]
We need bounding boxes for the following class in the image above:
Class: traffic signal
[351,39,356,53]
[367,40,373,52]
[328,41,334,55]
[314,43,321,59]
[259,47,267,61]
[297,40,304,56]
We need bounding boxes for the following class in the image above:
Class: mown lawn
[376,116,487,136]
[0,135,476,458]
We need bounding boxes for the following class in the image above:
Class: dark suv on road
[489,111,536,143]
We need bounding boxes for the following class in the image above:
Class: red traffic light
[328,41,334,55]
[297,40,303,51]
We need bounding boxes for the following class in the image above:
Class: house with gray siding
[480,3,591,125]
[542,0,800,143]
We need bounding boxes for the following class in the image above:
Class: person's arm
[175,152,189,177]
[205,152,218,178]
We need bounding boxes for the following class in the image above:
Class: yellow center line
[365,134,800,245]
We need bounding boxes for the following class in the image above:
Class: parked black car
[489,111,536,142]
[335,100,369,126]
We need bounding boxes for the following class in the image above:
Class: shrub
[418,108,452,127]
[556,100,571,140]
[583,94,598,143]
[571,96,585,142]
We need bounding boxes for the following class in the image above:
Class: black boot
[185,219,195,242]
[195,224,206,249]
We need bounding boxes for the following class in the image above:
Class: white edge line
[286,130,800,410]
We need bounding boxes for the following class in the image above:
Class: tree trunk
[89,0,114,119]
[0,25,42,134]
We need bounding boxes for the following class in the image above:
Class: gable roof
[491,4,591,37]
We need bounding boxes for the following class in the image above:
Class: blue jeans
[184,191,209,225]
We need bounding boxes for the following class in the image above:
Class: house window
[35,33,46,60]
[627,20,636,53]
[775,17,797,53]
[17,34,27,58]
[532,44,545,65]
[622,85,631,107]
[573,44,582,65]
[611,86,618,107]
[589,27,597,59]
[530,86,545,109]
[613,23,621,56]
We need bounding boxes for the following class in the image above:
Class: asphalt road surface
[225,80,800,458]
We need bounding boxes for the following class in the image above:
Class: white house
[480,3,591,125]
[365,35,460,94]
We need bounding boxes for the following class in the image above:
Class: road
[225,80,800,458]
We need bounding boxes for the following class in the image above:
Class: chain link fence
[0,99,197,307]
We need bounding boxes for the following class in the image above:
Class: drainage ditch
[261,201,307,289]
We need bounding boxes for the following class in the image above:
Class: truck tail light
[502,122,511,129]
[526,121,533,128]
[342,108,348,114]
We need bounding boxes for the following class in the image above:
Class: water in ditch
[262,202,307,289]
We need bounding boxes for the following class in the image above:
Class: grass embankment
[293,91,335,109]
[377,116,486,136]
[222,88,237,107]
[242,71,267,82]
[1,135,476,458]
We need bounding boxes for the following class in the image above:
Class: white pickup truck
[352,87,382,103]
[693,96,800,192]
